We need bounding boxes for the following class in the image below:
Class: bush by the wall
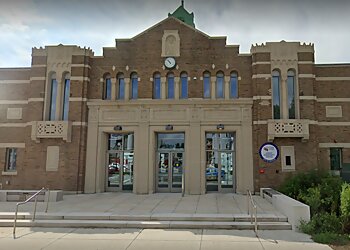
[278,170,326,200]
[341,183,350,233]
[341,183,350,217]
[299,212,342,234]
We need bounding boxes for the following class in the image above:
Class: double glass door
[206,133,235,192]
[157,151,184,192]
[156,133,185,193]
[106,133,134,191]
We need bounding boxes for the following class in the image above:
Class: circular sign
[259,143,279,163]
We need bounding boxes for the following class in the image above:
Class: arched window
[203,71,211,98]
[131,72,138,99]
[167,72,175,99]
[216,71,224,98]
[230,72,238,99]
[103,74,112,100]
[62,73,70,120]
[153,72,161,99]
[49,72,58,120]
[117,73,125,100]
[272,70,281,119]
[287,70,296,119]
[180,72,188,99]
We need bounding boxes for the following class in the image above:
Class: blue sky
[0,0,349,67]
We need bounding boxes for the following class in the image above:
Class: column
[111,77,117,100]
[224,76,230,100]
[187,121,201,194]
[134,122,150,194]
[211,76,216,100]
[174,76,180,99]
[124,78,130,100]
[84,107,99,193]
[161,77,166,99]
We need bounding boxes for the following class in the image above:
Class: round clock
[164,57,176,69]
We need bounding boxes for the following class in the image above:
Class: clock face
[164,57,176,69]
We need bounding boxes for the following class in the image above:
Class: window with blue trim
[118,73,125,100]
[230,72,238,98]
[272,70,281,119]
[62,74,70,120]
[49,73,58,120]
[131,72,138,99]
[180,72,188,99]
[153,73,161,99]
[203,72,211,98]
[287,70,296,119]
[103,74,112,100]
[216,71,224,98]
[167,73,175,99]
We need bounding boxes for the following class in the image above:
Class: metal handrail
[13,187,50,239]
[247,189,258,232]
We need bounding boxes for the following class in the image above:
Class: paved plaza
[0,192,283,216]
[0,227,332,250]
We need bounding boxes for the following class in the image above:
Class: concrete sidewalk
[0,227,331,250]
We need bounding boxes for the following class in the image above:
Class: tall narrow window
[180,72,188,99]
[203,72,211,98]
[216,71,224,98]
[103,74,112,100]
[5,148,17,172]
[131,72,138,99]
[167,72,175,99]
[272,70,281,119]
[153,73,161,99]
[62,74,70,121]
[49,73,58,120]
[287,70,296,119]
[117,73,125,100]
[230,72,238,98]
[330,148,342,170]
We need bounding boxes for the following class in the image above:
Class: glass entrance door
[106,133,134,191]
[156,133,185,193]
[205,133,235,192]
[157,151,184,192]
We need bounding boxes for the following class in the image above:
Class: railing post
[32,196,38,221]
[247,190,250,215]
[13,205,19,239]
[45,189,50,213]
[254,206,258,232]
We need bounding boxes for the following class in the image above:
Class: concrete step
[0,219,292,230]
[0,212,288,222]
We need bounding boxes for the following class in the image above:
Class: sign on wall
[259,143,279,163]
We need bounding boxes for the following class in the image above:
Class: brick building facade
[0,4,349,194]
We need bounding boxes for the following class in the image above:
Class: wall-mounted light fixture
[165,124,173,131]
[217,124,224,130]
[114,125,122,131]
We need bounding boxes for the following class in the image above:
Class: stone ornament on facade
[162,30,180,57]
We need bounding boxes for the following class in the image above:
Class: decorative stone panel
[267,119,309,141]
[161,30,180,57]
[326,106,342,118]
[7,108,22,120]
[31,121,72,142]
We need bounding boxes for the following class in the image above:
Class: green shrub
[278,170,326,199]
[299,186,321,216]
[299,212,342,234]
[312,232,350,245]
[341,182,350,217]
[319,176,342,215]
